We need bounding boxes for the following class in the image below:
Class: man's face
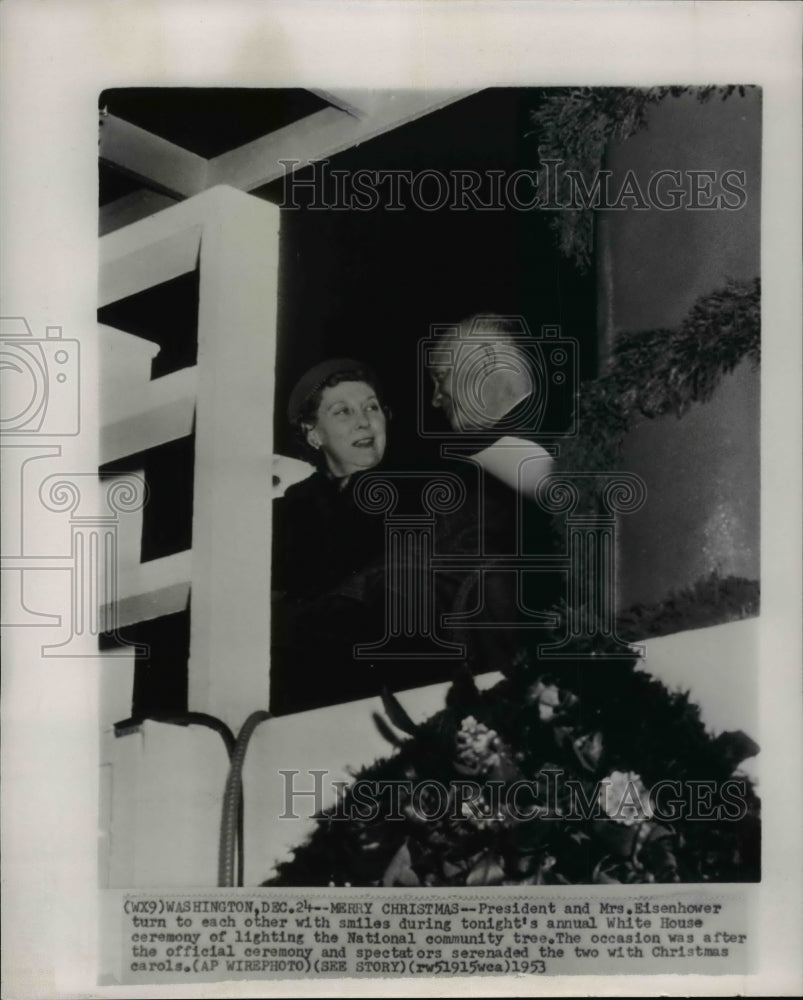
[428,362,459,430]
[428,339,499,432]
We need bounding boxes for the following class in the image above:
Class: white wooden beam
[100,113,209,198]
[99,189,179,237]
[100,391,196,466]
[307,88,369,119]
[187,186,278,730]
[97,323,197,483]
[205,89,478,192]
[108,556,191,630]
[99,225,202,307]
[99,326,159,412]
[99,91,478,206]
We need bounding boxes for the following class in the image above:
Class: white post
[188,186,278,731]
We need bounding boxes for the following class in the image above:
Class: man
[424,314,562,677]
[426,313,555,494]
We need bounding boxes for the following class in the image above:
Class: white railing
[99,186,278,886]
[98,185,278,733]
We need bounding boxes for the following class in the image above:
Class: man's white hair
[457,313,527,347]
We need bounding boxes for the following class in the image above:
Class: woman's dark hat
[287,357,377,424]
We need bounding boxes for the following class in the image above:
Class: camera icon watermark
[418,315,577,442]
[0,317,80,435]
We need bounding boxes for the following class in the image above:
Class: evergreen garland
[265,629,760,888]
[556,276,760,512]
[529,85,758,270]
[617,572,759,642]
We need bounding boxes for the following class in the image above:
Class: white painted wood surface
[99,91,476,203]
[243,620,761,885]
[101,721,229,888]
[98,225,202,308]
[100,115,208,199]
[103,603,759,886]
[186,187,277,730]
[100,186,279,887]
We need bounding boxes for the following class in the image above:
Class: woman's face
[305,380,387,477]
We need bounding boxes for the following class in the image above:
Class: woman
[273,358,389,600]
[270,359,390,713]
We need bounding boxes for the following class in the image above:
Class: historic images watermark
[277,768,752,824]
[0,317,80,436]
[0,315,147,656]
[417,316,577,440]
[279,159,749,213]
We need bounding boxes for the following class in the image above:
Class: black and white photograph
[97,81,764,885]
[1,2,801,997]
